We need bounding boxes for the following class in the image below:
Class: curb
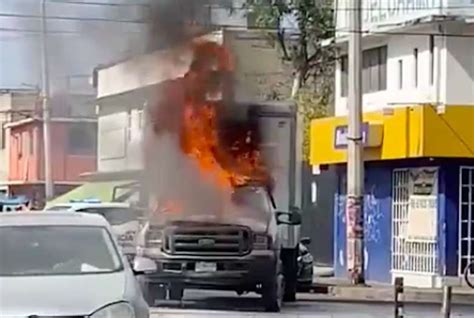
[297,286,474,306]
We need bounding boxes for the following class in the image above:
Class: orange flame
[149,40,271,193]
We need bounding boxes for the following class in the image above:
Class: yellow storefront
[310,105,474,286]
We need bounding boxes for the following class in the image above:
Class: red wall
[8,121,97,183]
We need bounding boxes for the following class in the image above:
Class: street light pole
[40,0,54,201]
[346,0,365,284]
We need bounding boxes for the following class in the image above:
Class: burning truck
[132,38,304,312]
[94,30,304,312]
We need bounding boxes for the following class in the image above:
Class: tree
[243,0,335,160]
[244,0,335,97]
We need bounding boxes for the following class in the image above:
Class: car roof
[47,202,131,210]
[0,211,111,227]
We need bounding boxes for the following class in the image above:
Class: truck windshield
[231,187,271,212]
[0,226,122,276]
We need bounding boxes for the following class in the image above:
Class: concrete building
[310,1,474,286]
[5,117,97,207]
[0,89,39,194]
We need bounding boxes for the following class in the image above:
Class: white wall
[444,24,474,105]
[97,106,144,172]
[334,22,474,116]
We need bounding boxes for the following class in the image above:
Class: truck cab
[134,184,301,312]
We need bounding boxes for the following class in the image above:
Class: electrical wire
[47,0,149,7]
[1,22,473,38]
[0,13,147,24]
[207,3,474,11]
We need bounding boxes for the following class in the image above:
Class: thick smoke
[147,0,215,50]
[142,1,269,228]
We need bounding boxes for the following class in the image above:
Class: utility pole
[40,0,54,201]
[346,0,365,284]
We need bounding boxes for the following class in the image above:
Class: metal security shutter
[459,167,474,276]
[392,169,438,274]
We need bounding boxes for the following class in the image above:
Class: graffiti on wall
[337,184,383,244]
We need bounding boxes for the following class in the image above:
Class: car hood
[0,272,126,317]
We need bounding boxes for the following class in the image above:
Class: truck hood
[166,213,269,233]
[152,202,271,233]
[0,273,125,317]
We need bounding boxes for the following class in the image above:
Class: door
[459,167,474,277]
[391,168,438,286]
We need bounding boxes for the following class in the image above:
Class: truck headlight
[90,302,135,318]
[253,234,271,250]
[145,228,163,247]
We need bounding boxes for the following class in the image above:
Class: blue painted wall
[333,159,472,283]
[334,164,392,283]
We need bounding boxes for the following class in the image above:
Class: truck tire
[281,247,298,302]
[169,284,184,301]
[262,273,284,312]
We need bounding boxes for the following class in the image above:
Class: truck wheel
[282,247,298,302]
[169,284,184,301]
[262,273,284,312]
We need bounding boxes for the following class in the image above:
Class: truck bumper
[142,249,276,290]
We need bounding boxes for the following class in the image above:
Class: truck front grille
[163,225,251,256]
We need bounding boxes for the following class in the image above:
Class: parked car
[0,211,150,317]
[45,200,144,261]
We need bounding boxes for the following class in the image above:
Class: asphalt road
[150,290,474,318]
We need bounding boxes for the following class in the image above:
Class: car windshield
[231,186,271,212]
[0,226,122,276]
[76,207,141,226]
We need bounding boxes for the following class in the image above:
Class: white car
[45,201,143,260]
[0,211,151,317]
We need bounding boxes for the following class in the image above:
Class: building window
[340,56,348,97]
[398,59,403,90]
[340,45,387,97]
[68,123,97,155]
[0,125,4,150]
[429,35,435,86]
[413,48,418,88]
[29,131,34,155]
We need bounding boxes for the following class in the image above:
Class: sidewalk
[306,266,474,306]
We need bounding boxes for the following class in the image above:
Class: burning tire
[282,247,298,302]
[262,272,284,312]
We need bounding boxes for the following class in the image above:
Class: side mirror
[276,209,302,226]
[300,237,311,246]
[133,256,157,275]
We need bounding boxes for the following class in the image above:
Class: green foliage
[242,1,336,160]
[295,89,329,160]
[244,0,335,87]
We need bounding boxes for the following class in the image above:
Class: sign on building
[406,167,438,242]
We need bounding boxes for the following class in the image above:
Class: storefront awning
[310,105,474,166]
[47,180,137,207]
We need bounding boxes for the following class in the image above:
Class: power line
[2,22,473,38]
[0,27,143,35]
[213,4,474,11]
[47,0,149,7]
[0,12,147,24]
[1,13,473,38]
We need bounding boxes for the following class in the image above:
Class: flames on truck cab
[146,39,272,215]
